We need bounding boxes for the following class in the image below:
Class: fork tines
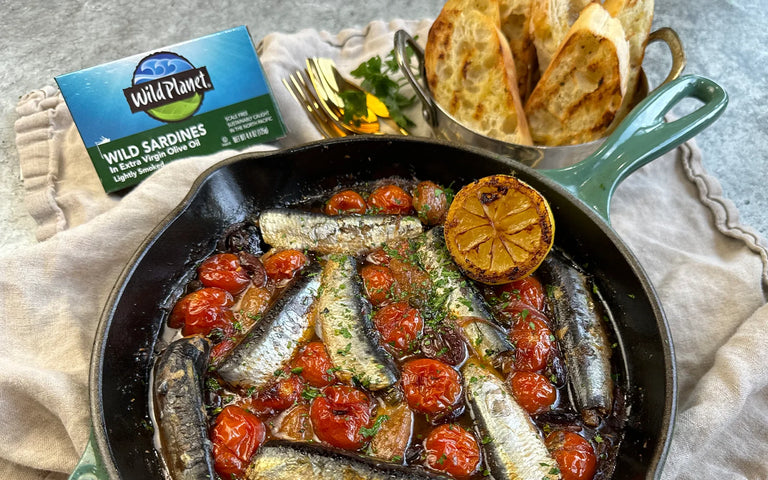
[282,70,347,139]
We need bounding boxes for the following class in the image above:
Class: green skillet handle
[540,74,728,223]
[68,428,109,480]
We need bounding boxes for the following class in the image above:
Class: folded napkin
[5,19,768,480]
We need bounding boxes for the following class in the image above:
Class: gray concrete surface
[2,0,766,249]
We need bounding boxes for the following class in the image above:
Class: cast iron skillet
[70,74,726,480]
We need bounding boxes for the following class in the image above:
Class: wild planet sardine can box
[56,26,286,193]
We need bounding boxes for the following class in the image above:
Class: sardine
[415,227,512,364]
[216,262,321,386]
[245,441,449,480]
[153,335,215,480]
[462,359,559,480]
[316,254,398,391]
[258,209,423,255]
[537,252,614,426]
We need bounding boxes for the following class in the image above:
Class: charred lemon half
[444,175,555,284]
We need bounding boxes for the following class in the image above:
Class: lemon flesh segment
[444,175,555,284]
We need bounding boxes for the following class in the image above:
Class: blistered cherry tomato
[413,180,449,226]
[388,258,432,307]
[248,369,305,416]
[324,190,367,215]
[545,431,597,480]
[361,264,396,306]
[423,424,480,478]
[419,323,468,366]
[197,253,251,294]
[210,338,236,363]
[367,185,413,215]
[168,287,235,337]
[211,405,266,478]
[291,342,335,387]
[263,249,308,281]
[272,403,314,442]
[497,275,546,311]
[310,385,373,450]
[373,302,423,355]
[507,371,557,414]
[401,358,462,417]
[508,311,554,372]
[365,239,412,266]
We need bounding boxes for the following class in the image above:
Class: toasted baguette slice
[524,2,630,145]
[529,0,594,74]
[604,0,654,127]
[441,0,502,24]
[499,0,538,101]
[426,7,532,145]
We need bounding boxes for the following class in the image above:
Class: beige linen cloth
[5,19,768,480]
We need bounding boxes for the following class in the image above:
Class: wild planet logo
[122,52,213,122]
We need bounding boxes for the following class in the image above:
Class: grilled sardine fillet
[537,252,614,426]
[316,254,398,391]
[216,262,321,387]
[153,335,215,480]
[415,227,512,364]
[258,209,423,255]
[246,441,449,480]
[463,359,559,480]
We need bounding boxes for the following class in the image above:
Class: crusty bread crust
[499,0,538,101]
[604,0,654,128]
[529,0,594,74]
[426,5,533,145]
[524,3,630,145]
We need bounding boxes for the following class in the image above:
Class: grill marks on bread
[426,4,532,145]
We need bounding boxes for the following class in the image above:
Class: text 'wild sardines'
[153,335,215,480]
[463,359,559,480]
[538,253,613,426]
[245,441,450,480]
[316,254,398,391]
[216,262,322,387]
[415,227,512,363]
[258,209,423,255]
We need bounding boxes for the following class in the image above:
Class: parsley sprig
[343,42,419,131]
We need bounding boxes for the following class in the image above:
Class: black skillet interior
[92,135,674,479]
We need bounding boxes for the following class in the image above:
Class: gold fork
[307,57,409,136]
[282,71,348,139]
[304,59,381,135]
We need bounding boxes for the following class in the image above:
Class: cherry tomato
[507,371,557,415]
[324,190,367,215]
[419,323,468,366]
[168,287,235,337]
[361,264,396,306]
[248,369,305,416]
[211,405,266,478]
[210,338,236,364]
[310,385,373,450]
[197,253,251,294]
[423,424,480,479]
[388,258,432,306]
[367,185,413,215]
[272,403,314,442]
[263,249,308,281]
[413,180,449,226]
[291,342,335,387]
[545,431,597,480]
[401,358,462,417]
[373,302,423,355]
[365,239,412,266]
[508,311,554,372]
[497,275,546,311]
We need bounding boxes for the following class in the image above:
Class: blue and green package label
[56,26,285,193]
